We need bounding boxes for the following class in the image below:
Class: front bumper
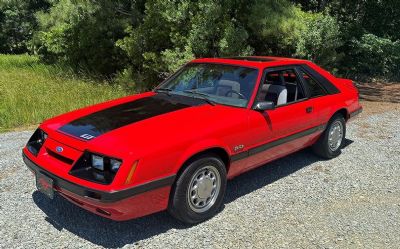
[23,152,175,220]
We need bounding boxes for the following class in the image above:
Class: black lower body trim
[22,152,175,203]
[231,124,326,162]
[349,107,363,119]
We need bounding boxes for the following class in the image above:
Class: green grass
[0,54,131,132]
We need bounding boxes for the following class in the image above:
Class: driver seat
[216,80,241,98]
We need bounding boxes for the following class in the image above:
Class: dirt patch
[359,100,400,117]
[356,81,400,103]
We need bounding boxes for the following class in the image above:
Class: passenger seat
[265,83,287,106]
[216,80,241,98]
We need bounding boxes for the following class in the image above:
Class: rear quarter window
[299,70,327,98]
[300,64,340,94]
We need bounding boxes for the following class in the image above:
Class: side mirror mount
[253,101,275,112]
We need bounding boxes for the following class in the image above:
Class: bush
[33,0,134,76]
[0,0,50,53]
[4,0,399,89]
[349,34,400,80]
[117,0,304,89]
[295,12,342,72]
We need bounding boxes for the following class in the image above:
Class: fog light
[110,159,121,172]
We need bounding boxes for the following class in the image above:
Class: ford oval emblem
[56,146,63,153]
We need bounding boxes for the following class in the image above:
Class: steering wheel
[224,89,246,99]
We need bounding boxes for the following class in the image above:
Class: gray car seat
[216,80,241,98]
[261,73,287,105]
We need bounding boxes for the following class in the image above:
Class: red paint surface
[59,186,171,221]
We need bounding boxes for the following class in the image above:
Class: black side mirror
[253,101,275,111]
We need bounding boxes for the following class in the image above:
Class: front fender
[173,138,232,173]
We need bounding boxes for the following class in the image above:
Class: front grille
[46,148,74,165]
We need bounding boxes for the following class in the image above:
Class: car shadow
[32,142,353,248]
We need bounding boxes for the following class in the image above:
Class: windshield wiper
[183,90,216,106]
[154,88,173,96]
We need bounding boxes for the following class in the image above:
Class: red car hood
[41,92,246,158]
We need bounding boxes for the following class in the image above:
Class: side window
[299,70,326,97]
[257,68,305,106]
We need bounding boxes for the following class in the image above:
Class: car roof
[191,56,309,69]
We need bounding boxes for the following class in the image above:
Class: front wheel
[312,113,346,159]
[168,154,227,224]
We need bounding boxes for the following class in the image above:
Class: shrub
[33,0,133,76]
[0,0,50,53]
[117,0,303,89]
[295,12,343,72]
[350,34,400,80]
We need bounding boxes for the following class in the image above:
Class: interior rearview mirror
[253,101,275,111]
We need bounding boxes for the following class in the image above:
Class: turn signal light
[125,161,138,185]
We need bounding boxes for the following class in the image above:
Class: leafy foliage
[350,34,400,79]
[117,0,304,89]
[1,0,399,88]
[33,0,138,76]
[0,0,50,53]
[295,12,343,72]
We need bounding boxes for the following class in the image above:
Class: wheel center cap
[197,178,213,199]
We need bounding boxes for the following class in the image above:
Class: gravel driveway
[0,101,399,249]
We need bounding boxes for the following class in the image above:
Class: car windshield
[156,63,259,107]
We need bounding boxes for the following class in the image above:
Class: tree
[0,0,50,53]
[33,0,142,76]
[117,0,304,89]
[328,0,400,79]
[295,12,342,72]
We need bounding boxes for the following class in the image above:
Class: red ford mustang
[23,57,362,224]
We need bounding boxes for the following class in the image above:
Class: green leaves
[34,0,131,76]
[295,12,343,72]
[351,34,400,78]
[116,0,260,89]
[2,0,399,88]
[0,0,50,53]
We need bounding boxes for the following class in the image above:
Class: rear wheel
[168,154,227,224]
[312,113,346,159]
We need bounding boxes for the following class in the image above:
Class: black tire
[312,113,346,159]
[168,154,227,224]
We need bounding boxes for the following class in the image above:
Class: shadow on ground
[33,140,353,248]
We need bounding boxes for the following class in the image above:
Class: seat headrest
[261,84,270,92]
[217,79,240,93]
[218,79,240,88]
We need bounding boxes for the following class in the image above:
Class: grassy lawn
[0,54,130,132]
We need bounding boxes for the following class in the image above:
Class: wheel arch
[332,108,349,121]
[174,145,231,180]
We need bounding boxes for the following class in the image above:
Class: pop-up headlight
[69,152,122,185]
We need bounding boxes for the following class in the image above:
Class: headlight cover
[69,151,122,185]
[92,154,105,171]
[27,128,48,156]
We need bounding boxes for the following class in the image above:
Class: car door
[239,66,322,171]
